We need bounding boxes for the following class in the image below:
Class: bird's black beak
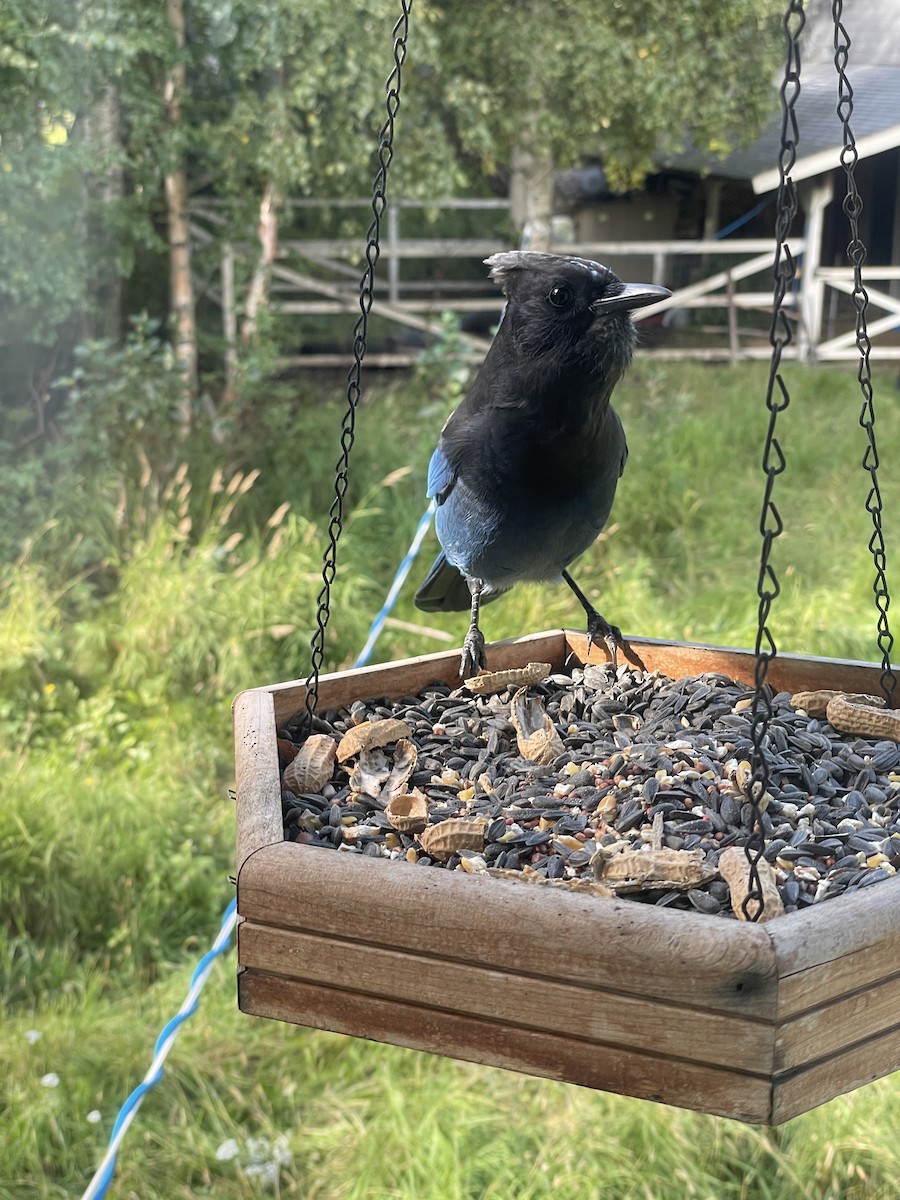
[590,282,671,315]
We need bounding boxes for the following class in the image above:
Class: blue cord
[715,196,772,240]
[354,503,435,667]
[81,504,435,1195]
[81,898,238,1200]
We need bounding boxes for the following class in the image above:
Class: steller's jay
[414,251,670,678]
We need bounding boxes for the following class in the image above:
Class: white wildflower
[243,1134,292,1189]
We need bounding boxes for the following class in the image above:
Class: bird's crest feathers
[485,251,616,296]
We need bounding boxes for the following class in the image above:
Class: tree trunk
[241,179,279,345]
[82,83,124,342]
[164,0,197,428]
[220,181,280,414]
[510,140,555,252]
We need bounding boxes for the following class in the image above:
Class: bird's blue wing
[426,442,456,505]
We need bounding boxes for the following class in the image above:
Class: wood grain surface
[238,970,776,1123]
[234,630,900,1123]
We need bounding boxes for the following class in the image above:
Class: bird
[414,250,670,679]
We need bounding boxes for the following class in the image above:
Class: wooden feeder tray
[234,630,900,1125]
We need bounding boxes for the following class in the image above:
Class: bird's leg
[561,569,625,668]
[460,577,488,678]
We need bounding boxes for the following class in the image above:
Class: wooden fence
[191,197,900,367]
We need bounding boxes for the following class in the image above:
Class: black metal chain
[832,2,896,706]
[745,0,805,922]
[302,1,413,725]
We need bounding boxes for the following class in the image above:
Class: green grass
[7,974,900,1199]
[2,360,899,1198]
[367,359,900,667]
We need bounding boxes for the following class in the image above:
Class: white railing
[191,198,900,366]
[813,268,900,361]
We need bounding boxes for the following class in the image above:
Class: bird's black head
[485,251,669,378]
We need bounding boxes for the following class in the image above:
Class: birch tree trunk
[509,140,555,252]
[221,181,280,413]
[240,180,279,345]
[164,0,197,428]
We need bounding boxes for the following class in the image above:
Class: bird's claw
[585,613,625,670]
[459,625,487,678]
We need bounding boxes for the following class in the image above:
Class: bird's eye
[547,284,574,309]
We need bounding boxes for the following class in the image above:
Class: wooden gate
[192,198,900,365]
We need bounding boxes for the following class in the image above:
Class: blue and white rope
[353,502,435,667]
[81,505,435,1196]
[81,898,238,1200]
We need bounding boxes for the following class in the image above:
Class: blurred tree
[0,0,781,436]
[420,0,782,247]
[163,0,197,420]
[0,0,173,420]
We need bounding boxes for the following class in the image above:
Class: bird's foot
[585,611,626,670]
[459,625,487,679]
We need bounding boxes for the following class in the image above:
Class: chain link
[304,0,413,725]
[832,1,896,706]
[746,0,805,922]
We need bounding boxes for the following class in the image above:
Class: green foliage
[60,317,192,474]
[190,0,451,204]
[412,310,478,413]
[4,981,900,1197]
[0,448,382,1015]
[0,135,91,341]
[2,361,899,1196]
[0,718,230,1006]
[374,358,899,669]
[423,0,783,189]
[0,318,191,563]
[0,0,785,381]
[0,0,170,342]
[0,470,379,731]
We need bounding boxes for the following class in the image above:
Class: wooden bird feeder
[234,0,899,1128]
[234,629,900,1125]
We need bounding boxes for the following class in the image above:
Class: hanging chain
[832,1,896,706]
[745,0,805,922]
[303,1,413,725]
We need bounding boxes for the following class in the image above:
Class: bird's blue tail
[414,552,473,612]
[414,552,507,613]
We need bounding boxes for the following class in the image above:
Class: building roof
[802,0,900,69]
[657,0,900,193]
